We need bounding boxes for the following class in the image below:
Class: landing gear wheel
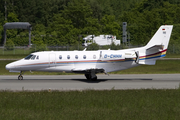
[85,74,90,80]
[84,74,97,81]
[18,71,25,80]
[92,76,97,81]
[18,75,23,80]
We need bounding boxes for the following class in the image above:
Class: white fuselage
[6,49,140,73]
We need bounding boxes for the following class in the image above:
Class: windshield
[24,54,34,60]
[31,55,36,60]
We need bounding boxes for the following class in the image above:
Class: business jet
[6,25,173,80]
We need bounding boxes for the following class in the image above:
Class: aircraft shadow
[1,78,152,83]
[72,79,107,83]
[1,78,106,83]
[72,78,152,83]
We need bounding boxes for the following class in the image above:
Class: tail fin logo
[162,28,166,34]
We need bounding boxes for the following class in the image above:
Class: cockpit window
[24,54,33,60]
[36,56,39,59]
[31,55,36,60]
[24,54,37,60]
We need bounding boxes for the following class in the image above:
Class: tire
[85,74,97,81]
[92,76,97,81]
[18,75,23,80]
[85,74,90,80]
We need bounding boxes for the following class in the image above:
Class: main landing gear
[84,69,98,81]
[83,69,105,81]
[18,71,24,80]
[85,74,97,81]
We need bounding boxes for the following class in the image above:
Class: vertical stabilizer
[137,25,173,65]
[145,25,173,50]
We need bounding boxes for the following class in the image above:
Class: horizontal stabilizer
[147,45,164,51]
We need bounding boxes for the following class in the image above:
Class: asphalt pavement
[0,74,180,91]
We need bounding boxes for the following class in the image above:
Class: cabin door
[49,53,56,67]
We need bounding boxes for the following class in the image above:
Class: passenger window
[67,55,70,59]
[93,55,96,59]
[59,55,62,59]
[75,55,78,59]
[83,55,86,59]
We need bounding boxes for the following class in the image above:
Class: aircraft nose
[5,63,14,70]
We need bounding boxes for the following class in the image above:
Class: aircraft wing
[72,68,105,74]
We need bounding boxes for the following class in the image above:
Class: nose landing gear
[18,75,23,80]
[18,71,24,80]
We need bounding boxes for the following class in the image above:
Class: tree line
[0,0,180,48]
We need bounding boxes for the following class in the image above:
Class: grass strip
[165,54,180,58]
[0,89,180,120]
